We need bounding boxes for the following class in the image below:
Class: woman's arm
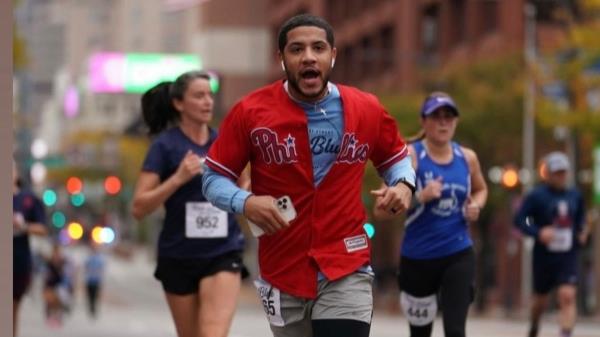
[463,147,488,222]
[131,172,181,220]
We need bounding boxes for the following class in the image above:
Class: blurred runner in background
[514,151,587,337]
[13,159,48,337]
[84,243,106,319]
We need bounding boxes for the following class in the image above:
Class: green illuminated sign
[124,54,202,93]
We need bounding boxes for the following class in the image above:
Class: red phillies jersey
[207,81,407,298]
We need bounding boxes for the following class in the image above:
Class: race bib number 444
[185,202,228,238]
[400,292,437,326]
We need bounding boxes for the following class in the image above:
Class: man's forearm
[202,166,252,214]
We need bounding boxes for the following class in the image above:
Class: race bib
[548,227,573,252]
[400,292,437,326]
[254,279,284,327]
[185,202,228,238]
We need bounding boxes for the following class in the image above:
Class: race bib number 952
[185,202,228,238]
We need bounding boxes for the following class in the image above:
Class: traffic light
[91,226,116,244]
[51,211,66,228]
[104,176,122,195]
[42,189,57,207]
[102,227,116,244]
[67,222,84,240]
[66,177,83,194]
[91,226,103,244]
[70,193,85,207]
[501,168,519,189]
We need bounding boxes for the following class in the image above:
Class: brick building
[267,0,567,93]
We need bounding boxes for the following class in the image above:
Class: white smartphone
[248,195,297,237]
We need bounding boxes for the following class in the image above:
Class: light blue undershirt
[202,82,415,214]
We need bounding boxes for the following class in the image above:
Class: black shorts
[154,250,248,295]
[398,247,475,299]
[13,271,32,301]
[533,255,578,295]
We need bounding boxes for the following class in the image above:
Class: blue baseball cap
[421,95,459,117]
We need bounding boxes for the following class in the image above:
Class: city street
[18,246,600,337]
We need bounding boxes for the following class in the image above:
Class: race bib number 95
[185,202,228,238]
[254,279,284,327]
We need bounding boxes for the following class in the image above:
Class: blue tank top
[401,141,472,259]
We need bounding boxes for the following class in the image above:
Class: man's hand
[539,226,555,245]
[243,195,289,235]
[371,183,412,215]
[578,228,590,246]
[13,213,26,234]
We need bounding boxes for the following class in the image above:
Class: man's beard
[286,69,330,101]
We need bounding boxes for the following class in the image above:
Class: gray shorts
[256,271,374,337]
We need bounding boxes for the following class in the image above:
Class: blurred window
[360,36,373,78]
[421,4,440,65]
[451,0,466,44]
[482,0,498,33]
[380,25,395,71]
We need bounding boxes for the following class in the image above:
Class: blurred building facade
[267,0,570,93]
[15,0,270,151]
[192,0,270,111]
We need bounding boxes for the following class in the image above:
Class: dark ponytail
[141,81,177,135]
[141,70,212,135]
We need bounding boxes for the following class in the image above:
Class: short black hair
[277,14,335,52]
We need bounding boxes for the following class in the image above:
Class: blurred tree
[536,1,600,135]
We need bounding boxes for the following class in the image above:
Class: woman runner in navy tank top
[374,92,487,337]
[132,71,249,337]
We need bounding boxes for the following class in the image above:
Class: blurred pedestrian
[374,92,488,337]
[84,243,106,319]
[42,243,69,327]
[132,70,248,337]
[203,14,415,337]
[13,160,47,336]
[514,151,587,337]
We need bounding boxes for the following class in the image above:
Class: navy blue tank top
[142,127,244,258]
[401,141,472,259]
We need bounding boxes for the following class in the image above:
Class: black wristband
[397,178,416,195]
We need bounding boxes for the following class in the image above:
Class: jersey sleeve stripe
[375,145,408,169]
[205,157,240,180]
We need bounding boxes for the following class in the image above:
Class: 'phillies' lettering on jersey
[251,128,298,164]
[337,133,368,164]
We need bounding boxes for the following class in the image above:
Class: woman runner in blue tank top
[132,71,249,337]
[374,92,487,337]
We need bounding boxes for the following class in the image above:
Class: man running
[514,151,587,337]
[203,14,415,337]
